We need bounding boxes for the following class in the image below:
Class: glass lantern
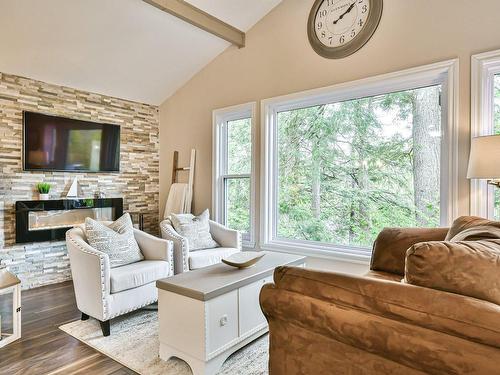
[0,267,21,348]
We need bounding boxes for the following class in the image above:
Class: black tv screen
[23,111,120,172]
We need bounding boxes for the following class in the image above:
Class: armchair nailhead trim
[168,242,175,275]
[160,222,189,272]
[66,232,109,319]
[108,298,159,320]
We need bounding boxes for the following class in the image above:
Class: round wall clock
[308,0,383,59]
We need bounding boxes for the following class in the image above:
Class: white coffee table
[156,251,306,375]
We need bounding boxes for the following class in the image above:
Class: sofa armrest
[264,266,500,349]
[134,229,174,275]
[370,227,449,275]
[159,220,189,273]
[66,228,111,321]
[209,220,241,249]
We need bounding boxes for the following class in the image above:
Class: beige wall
[159,0,500,232]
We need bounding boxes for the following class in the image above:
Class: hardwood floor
[0,281,137,375]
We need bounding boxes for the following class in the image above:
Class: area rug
[59,310,269,375]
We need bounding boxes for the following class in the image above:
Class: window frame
[261,60,459,263]
[212,102,257,248]
[470,49,500,219]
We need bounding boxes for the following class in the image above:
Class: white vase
[39,193,49,200]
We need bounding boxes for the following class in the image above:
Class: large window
[277,86,441,248]
[213,103,256,246]
[471,50,500,219]
[262,61,458,261]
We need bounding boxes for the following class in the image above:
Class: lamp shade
[467,135,500,179]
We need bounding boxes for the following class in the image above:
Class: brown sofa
[260,224,500,374]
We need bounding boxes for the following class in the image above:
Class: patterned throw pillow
[170,209,219,251]
[85,213,144,268]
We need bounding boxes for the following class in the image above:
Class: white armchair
[160,218,241,273]
[66,227,173,336]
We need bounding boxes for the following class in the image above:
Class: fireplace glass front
[15,198,123,243]
[28,207,114,231]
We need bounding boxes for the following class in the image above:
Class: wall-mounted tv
[23,111,120,172]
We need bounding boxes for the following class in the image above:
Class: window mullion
[221,174,251,179]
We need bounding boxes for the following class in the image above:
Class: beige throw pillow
[85,213,144,268]
[404,239,500,305]
[170,209,219,251]
[445,216,500,241]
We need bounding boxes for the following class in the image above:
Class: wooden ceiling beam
[142,0,245,48]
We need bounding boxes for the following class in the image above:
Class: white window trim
[260,59,459,263]
[212,102,257,248]
[470,49,500,218]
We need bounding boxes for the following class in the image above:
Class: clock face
[308,0,383,59]
[315,0,370,48]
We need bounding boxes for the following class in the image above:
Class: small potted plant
[36,182,51,200]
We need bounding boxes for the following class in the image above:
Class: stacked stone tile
[0,72,160,289]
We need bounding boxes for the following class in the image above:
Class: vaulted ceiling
[0,0,281,105]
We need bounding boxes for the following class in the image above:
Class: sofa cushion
[404,239,500,304]
[445,216,500,241]
[85,213,143,268]
[171,209,219,251]
[189,247,240,270]
[110,260,170,293]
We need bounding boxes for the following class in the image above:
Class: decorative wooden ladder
[171,149,196,214]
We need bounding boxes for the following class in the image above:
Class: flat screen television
[23,111,120,172]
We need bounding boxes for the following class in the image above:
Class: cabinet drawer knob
[219,315,228,327]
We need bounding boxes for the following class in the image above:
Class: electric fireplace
[15,198,123,243]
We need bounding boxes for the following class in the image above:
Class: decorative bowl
[222,251,265,269]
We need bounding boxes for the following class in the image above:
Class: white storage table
[156,251,306,375]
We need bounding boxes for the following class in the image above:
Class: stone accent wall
[0,72,159,289]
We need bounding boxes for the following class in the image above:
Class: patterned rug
[59,310,269,375]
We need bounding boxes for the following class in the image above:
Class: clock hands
[332,2,356,25]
